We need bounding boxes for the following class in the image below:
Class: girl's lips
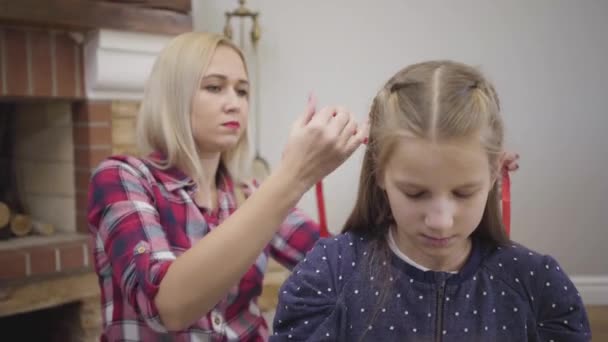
[421,234,453,248]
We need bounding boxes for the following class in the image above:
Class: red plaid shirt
[87,154,319,341]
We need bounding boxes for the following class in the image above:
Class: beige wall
[193,0,608,281]
[111,101,139,156]
[15,102,76,233]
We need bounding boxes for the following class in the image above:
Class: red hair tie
[502,168,511,237]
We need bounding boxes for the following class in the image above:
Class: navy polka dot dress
[271,233,591,341]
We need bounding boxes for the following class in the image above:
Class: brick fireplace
[0,25,115,341]
[0,2,191,340]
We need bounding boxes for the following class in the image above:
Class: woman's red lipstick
[222,121,240,129]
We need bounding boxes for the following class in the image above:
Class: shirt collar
[145,151,234,194]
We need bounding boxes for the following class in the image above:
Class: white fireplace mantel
[83,29,175,100]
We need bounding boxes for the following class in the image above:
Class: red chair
[315,181,330,237]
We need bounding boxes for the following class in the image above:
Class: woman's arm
[155,106,367,330]
[268,207,321,270]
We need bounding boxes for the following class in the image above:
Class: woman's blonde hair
[137,32,251,191]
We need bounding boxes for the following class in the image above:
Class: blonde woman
[87,32,368,341]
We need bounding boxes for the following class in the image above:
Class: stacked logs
[0,201,55,239]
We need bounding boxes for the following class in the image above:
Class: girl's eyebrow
[456,182,483,189]
[396,181,482,189]
[394,181,426,189]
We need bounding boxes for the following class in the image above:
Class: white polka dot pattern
[271,233,591,341]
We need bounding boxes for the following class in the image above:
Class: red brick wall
[0,236,92,281]
[0,25,84,99]
[72,101,113,234]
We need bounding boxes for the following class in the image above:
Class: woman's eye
[237,89,249,97]
[205,85,222,92]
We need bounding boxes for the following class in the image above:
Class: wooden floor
[588,306,608,341]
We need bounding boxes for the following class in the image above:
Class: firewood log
[10,214,32,237]
[32,220,55,236]
[0,202,11,239]
[0,201,10,228]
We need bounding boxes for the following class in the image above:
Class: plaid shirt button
[211,311,224,331]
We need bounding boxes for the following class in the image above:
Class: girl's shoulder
[481,241,575,298]
[313,232,371,257]
[295,232,371,276]
[483,241,554,274]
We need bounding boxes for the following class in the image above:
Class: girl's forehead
[385,137,491,183]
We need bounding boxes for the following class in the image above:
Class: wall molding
[572,275,608,305]
[83,29,174,100]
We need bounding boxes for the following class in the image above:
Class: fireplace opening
[0,102,27,239]
[0,301,84,341]
[0,101,77,242]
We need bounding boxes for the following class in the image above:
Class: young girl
[87,32,368,341]
[271,61,591,341]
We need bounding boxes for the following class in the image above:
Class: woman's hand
[278,94,368,192]
[503,152,520,172]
